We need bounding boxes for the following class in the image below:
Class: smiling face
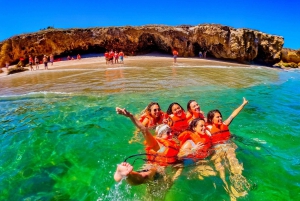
[212,112,222,125]
[189,101,200,114]
[193,119,205,135]
[156,124,172,139]
[171,104,183,117]
[150,104,161,118]
[161,130,172,139]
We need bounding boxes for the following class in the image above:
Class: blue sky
[1,0,299,49]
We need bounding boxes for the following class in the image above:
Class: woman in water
[114,107,180,184]
[206,97,250,199]
[178,118,211,161]
[186,100,207,124]
[166,102,189,136]
[177,118,216,179]
[139,102,168,128]
[130,102,167,143]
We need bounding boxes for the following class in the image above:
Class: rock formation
[0,24,285,67]
[280,48,300,67]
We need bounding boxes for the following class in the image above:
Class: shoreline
[0,55,287,78]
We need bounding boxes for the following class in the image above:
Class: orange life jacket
[186,112,205,124]
[169,112,188,135]
[206,123,231,145]
[139,112,168,128]
[145,138,179,166]
[178,131,211,159]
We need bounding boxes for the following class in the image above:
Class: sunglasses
[153,108,161,112]
[166,131,172,135]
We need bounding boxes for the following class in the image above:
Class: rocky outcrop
[0,24,284,67]
[281,48,300,64]
[273,48,300,68]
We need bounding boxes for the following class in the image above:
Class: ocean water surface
[0,58,299,201]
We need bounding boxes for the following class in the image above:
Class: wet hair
[207,109,222,124]
[166,102,185,115]
[187,118,205,131]
[147,102,160,113]
[187,100,196,113]
[140,102,161,116]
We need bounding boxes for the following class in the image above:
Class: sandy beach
[0,55,256,79]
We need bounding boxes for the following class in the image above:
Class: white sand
[0,55,258,78]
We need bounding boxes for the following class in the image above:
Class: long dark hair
[166,102,185,115]
[207,109,222,124]
[186,100,196,113]
[187,118,205,131]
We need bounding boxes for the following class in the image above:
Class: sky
[0,0,299,49]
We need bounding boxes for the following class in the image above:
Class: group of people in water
[114,98,250,200]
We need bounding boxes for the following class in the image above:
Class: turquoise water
[0,60,300,201]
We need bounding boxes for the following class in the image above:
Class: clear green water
[1,58,300,201]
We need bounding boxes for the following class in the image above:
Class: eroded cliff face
[281,48,300,64]
[0,24,284,67]
[273,48,300,68]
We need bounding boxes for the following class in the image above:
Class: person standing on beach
[199,51,203,58]
[104,51,109,64]
[114,51,119,64]
[203,51,207,58]
[35,56,39,70]
[119,50,124,63]
[109,50,114,64]
[5,61,9,68]
[50,54,54,65]
[28,55,34,71]
[77,54,81,60]
[173,49,178,63]
[43,55,48,70]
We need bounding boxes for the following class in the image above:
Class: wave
[0,91,73,100]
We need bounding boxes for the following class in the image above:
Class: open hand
[116,107,132,117]
[242,97,249,105]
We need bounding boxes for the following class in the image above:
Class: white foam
[0,91,73,98]
[57,70,101,79]
[252,138,267,144]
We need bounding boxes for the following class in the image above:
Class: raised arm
[116,107,160,151]
[223,97,248,126]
